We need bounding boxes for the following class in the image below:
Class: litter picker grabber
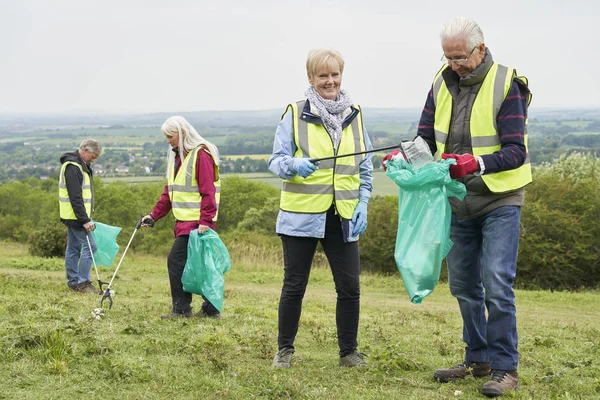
[100,216,144,309]
[308,141,408,163]
[86,233,109,295]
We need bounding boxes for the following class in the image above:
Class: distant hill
[1,107,600,132]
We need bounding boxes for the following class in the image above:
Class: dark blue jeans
[277,208,361,357]
[167,235,219,315]
[65,227,97,287]
[447,205,521,371]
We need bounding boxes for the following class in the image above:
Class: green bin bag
[182,228,231,313]
[90,221,122,267]
[385,158,466,304]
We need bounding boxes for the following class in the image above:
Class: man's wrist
[474,156,485,176]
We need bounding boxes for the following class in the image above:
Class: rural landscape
[1,107,599,399]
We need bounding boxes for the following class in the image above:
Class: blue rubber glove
[293,158,318,178]
[351,201,368,236]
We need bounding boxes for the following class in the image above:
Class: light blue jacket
[268,105,374,241]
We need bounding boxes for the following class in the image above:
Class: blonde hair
[162,116,220,178]
[306,48,345,79]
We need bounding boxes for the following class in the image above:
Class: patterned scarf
[304,86,354,150]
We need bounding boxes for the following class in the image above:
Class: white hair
[440,17,484,50]
[162,116,220,179]
[79,139,102,156]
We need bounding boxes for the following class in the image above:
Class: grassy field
[1,241,599,399]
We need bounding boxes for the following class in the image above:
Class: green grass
[1,241,599,399]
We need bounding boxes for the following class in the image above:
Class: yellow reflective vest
[58,161,92,220]
[279,100,366,219]
[168,146,220,222]
[432,63,532,193]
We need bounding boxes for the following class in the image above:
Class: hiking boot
[72,282,98,294]
[434,361,491,383]
[160,310,193,319]
[272,348,294,368]
[339,350,367,367]
[481,370,518,397]
[195,309,222,319]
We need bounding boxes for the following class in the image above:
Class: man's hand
[198,224,209,234]
[83,221,95,233]
[442,153,479,179]
[351,201,368,236]
[293,158,318,178]
[382,150,406,171]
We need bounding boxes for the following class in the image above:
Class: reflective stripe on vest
[168,146,220,222]
[432,63,532,193]
[58,161,92,220]
[279,100,365,219]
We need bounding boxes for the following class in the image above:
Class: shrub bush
[359,196,398,274]
[29,223,67,258]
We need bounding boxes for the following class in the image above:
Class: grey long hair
[162,116,220,179]
[440,17,484,50]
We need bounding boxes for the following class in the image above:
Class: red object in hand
[382,150,401,171]
[442,153,478,179]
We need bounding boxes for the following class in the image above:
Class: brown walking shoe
[481,370,518,397]
[434,361,491,383]
[71,281,99,294]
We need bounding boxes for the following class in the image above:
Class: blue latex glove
[293,158,318,178]
[351,201,368,236]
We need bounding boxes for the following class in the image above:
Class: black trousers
[167,235,219,315]
[277,208,361,357]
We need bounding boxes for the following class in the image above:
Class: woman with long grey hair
[142,116,222,319]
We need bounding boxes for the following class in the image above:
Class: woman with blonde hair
[268,48,374,368]
[142,116,222,319]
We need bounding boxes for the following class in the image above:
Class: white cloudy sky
[1,0,598,113]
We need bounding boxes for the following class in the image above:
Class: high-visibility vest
[279,100,366,219]
[168,146,220,222]
[432,63,532,193]
[58,161,92,220]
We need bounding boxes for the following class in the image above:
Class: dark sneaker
[272,348,294,368]
[339,351,367,367]
[195,309,222,319]
[434,361,491,383]
[160,310,193,319]
[482,370,518,397]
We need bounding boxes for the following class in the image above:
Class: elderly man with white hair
[411,17,531,397]
[59,139,103,294]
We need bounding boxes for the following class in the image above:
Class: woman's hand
[198,224,209,234]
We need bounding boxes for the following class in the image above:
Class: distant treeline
[1,152,598,292]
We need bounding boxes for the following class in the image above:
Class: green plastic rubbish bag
[385,158,466,304]
[90,221,122,267]
[182,228,231,313]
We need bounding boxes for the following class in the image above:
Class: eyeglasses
[440,46,477,65]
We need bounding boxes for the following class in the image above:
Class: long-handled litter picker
[308,141,407,163]
[100,216,144,309]
[86,233,109,295]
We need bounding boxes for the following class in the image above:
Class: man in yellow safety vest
[59,139,102,294]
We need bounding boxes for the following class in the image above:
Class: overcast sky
[1,0,599,114]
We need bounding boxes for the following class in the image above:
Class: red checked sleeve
[196,149,217,229]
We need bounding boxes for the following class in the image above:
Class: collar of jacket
[443,47,495,89]
[73,150,92,175]
[300,99,360,131]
